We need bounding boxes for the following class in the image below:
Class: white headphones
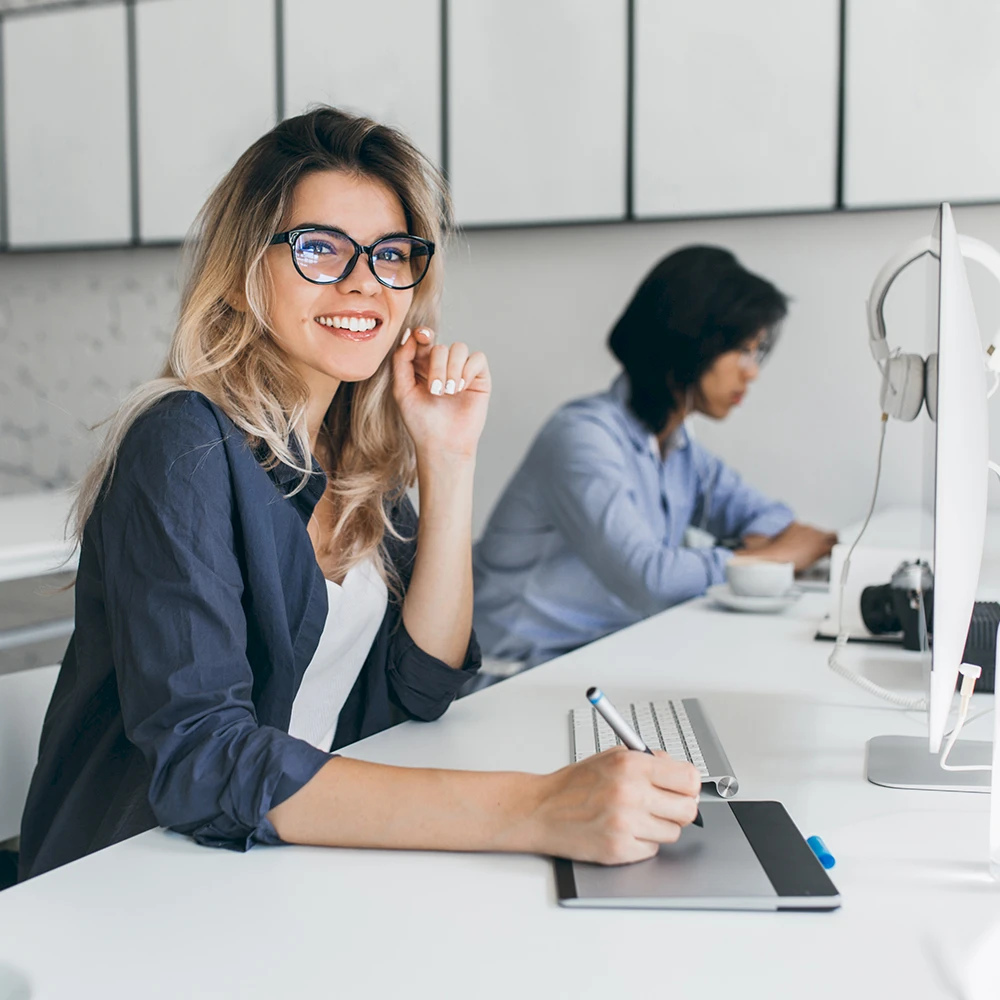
[867,233,1000,421]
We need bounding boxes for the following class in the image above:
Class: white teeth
[317,316,378,331]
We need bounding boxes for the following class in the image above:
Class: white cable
[940,664,992,771]
[943,704,994,739]
[827,414,930,710]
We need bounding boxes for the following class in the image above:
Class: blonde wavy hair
[73,106,451,584]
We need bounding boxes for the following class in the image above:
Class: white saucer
[707,583,802,614]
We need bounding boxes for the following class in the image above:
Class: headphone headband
[867,231,1000,364]
[866,235,935,364]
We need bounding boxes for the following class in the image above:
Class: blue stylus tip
[587,687,602,704]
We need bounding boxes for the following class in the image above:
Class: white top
[287,558,388,753]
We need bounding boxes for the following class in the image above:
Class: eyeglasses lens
[370,237,431,288]
[292,231,356,284]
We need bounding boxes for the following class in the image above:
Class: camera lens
[861,583,901,634]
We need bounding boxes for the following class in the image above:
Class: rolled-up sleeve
[383,495,481,718]
[388,624,481,720]
[531,415,735,617]
[695,442,795,542]
[100,414,331,851]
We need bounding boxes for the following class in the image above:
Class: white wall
[0,246,180,492]
[6,205,1000,535]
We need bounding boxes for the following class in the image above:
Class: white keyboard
[570,697,739,798]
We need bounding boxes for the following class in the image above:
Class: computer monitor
[866,204,993,790]
[928,203,990,753]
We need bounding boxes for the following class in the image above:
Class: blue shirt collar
[609,373,689,458]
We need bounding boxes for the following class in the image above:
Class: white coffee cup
[726,557,794,598]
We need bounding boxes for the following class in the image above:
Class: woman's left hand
[391,326,491,461]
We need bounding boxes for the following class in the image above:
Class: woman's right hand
[737,522,837,571]
[392,326,491,463]
[525,747,702,865]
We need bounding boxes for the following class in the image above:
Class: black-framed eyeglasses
[737,325,779,371]
[269,227,435,290]
[737,342,767,371]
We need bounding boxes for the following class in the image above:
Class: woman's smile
[313,309,384,342]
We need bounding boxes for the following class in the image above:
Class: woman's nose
[338,256,382,295]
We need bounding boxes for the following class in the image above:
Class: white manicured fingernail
[430,379,443,396]
[400,327,411,345]
[458,378,466,392]
[444,379,456,395]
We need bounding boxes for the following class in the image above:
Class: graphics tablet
[555,800,840,911]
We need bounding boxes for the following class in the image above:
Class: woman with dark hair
[473,245,836,670]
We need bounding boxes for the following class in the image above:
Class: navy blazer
[19,391,480,880]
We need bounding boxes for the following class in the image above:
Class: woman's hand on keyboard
[736,522,837,571]
[526,747,702,865]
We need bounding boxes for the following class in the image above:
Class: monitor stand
[866,735,991,791]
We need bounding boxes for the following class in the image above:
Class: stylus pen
[586,686,704,828]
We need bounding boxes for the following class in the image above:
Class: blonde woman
[19,108,700,881]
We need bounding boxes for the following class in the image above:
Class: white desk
[0,491,77,583]
[0,587,997,999]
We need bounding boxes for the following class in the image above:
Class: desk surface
[1,587,997,1000]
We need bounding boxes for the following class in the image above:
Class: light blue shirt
[472,374,795,667]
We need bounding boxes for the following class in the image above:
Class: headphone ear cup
[925,352,938,422]
[879,353,925,421]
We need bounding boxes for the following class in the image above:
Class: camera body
[860,559,998,692]
[861,560,933,652]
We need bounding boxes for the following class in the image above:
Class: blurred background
[4,0,1000,673]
